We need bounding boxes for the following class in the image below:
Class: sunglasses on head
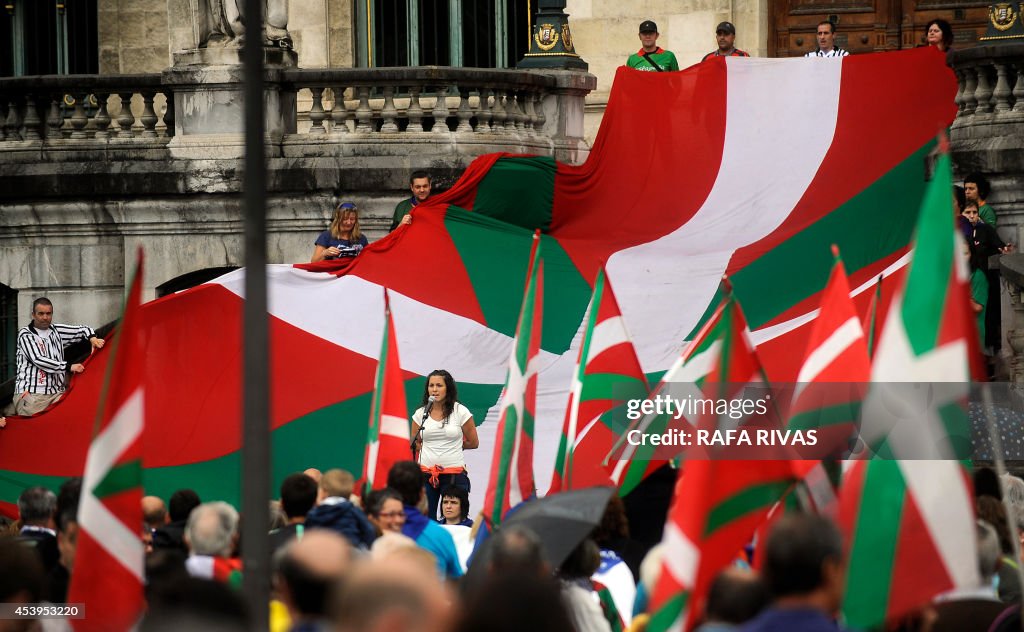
[338,202,356,210]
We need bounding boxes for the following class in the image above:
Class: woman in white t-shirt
[411,369,479,521]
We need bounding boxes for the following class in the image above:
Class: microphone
[421,396,436,423]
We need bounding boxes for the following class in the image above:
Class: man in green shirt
[626,20,679,72]
[389,170,432,231]
[965,173,996,226]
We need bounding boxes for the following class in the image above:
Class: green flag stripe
[842,460,905,628]
[703,480,794,538]
[902,152,953,354]
[786,401,862,432]
[471,156,556,231]
[646,591,688,632]
[91,459,142,500]
[579,373,648,402]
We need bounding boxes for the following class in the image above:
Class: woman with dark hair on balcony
[925,19,954,52]
[310,202,369,262]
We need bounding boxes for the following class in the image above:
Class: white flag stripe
[792,317,864,401]
[898,460,980,590]
[380,413,409,438]
[78,389,145,582]
[585,316,628,364]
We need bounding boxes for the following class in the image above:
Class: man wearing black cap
[627,20,679,72]
[702,21,750,61]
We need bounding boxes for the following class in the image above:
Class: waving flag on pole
[362,289,411,494]
[482,233,543,528]
[550,266,649,493]
[840,146,979,630]
[68,249,146,632]
[646,292,796,632]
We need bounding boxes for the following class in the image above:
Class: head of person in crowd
[321,468,355,500]
[977,495,1015,557]
[1000,473,1024,550]
[169,489,202,524]
[276,530,352,627]
[925,18,953,52]
[303,468,323,484]
[280,472,318,523]
[558,537,601,580]
[592,495,630,548]
[953,185,966,216]
[815,20,837,53]
[366,488,407,535]
[330,202,362,241]
[29,297,54,330]
[963,202,982,226]
[410,170,432,204]
[977,519,1002,588]
[455,570,574,632]
[140,576,249,632]
[333,553,451,632]
[965,173,991,205]
[142,496,169,530]
[185,502,239,559]
[489,524,550,577]
[55,477,82,574]
[371,531,421,560]
[703,567,770,627]
[439,485,470,526]
[638,20,660,53]
[18,486,56,528]
[761,513,845,615]
[0,537,45,632]
[422,369,458,419]
[715,21,737,54]
[388,460,426,509]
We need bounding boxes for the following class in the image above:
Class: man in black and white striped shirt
[14,297,105,417]
[804,21,849,58]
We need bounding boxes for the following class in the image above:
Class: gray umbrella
[468,486,615,576]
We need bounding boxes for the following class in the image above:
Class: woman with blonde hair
[311,202,369,262]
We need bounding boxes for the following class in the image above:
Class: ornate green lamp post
[518,0,589,70]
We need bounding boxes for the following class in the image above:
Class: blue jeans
[423,471,471,522]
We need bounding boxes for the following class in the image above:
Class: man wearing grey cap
[627,20,679,72]
[702,21,750,61]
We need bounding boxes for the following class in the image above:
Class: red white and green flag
[361,290,411,494]
[646,293,796,632]
[0,50,958,520]
[67,250,146,632]
[839,149,979,630]
[481,234,543,528]
[550,265,649,493]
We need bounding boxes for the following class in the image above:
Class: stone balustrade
[0,74,172,143]
[950,43,1024,140]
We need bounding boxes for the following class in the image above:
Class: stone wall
[566,0,768,144]
[100,0,172,73]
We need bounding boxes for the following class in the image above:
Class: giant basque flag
[0,48,956,514]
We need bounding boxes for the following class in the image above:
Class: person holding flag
[411,369,479,521]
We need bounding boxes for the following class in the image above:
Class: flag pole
[242,0,270,626]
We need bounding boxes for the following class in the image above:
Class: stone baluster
[0,101,6,141]
[954,69,965,116]
[22,94,43,141]
[522,90,537,136]
[4,98,20,141]
[476,89,493,133]
[431,85,450,133]
[355,85,373,133]
[46,96,63,139]
[1007,283,1024,383]
[381,85,399,133]
[1014,64,1024,114]
[533,90,547,135]
[963,66,979,116]
[994,63,1013,113]
[406,86,424,132]
[69,92,89,139]
[308,86,327,134]
[491,90,507,133]
[504,90,522,134]
[330,86,350,133]
[163,90,175,137]
[975,64,994,115]
[140,91,159,138]
[117,92,136,138]
[456,88,473,132]
[93,92,111,139]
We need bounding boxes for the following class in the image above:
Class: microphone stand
[410,401,432,461]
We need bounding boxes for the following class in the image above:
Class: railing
[282,67,556,138]
[0,74,173,142]
[949,43,1024,138]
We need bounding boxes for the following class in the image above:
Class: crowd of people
[6,463,1024,631]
